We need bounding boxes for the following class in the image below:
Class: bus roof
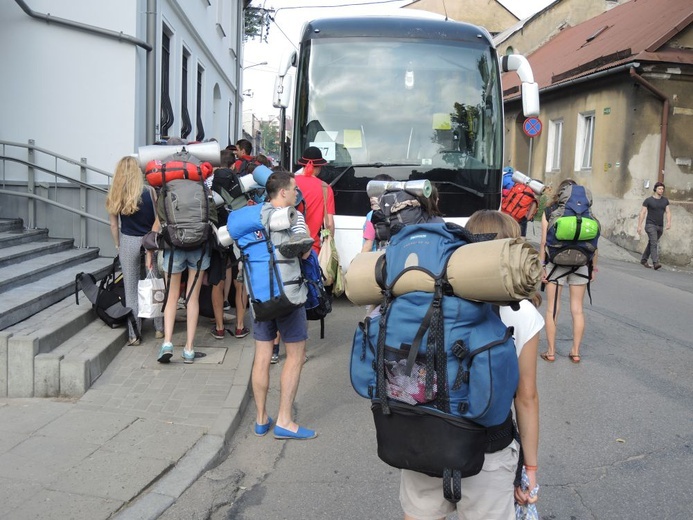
[299,16,493,46]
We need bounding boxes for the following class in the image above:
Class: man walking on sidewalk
[637,182,671,270]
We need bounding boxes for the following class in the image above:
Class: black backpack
[373,189,427,244]
[75,257,138,338]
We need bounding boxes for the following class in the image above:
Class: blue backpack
[228,204,306,322]
[349,223,518,503]
[301,249,332,338]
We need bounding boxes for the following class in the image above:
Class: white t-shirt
[499,299,544,357]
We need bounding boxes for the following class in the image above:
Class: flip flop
[569,353,581,363]
[540,352,555,363]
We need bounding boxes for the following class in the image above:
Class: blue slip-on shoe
[182,349,195,364]
[273,425,317,440]
[157,342,173,363]
[253,417,274,437]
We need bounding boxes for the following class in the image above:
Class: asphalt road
[161,253,693,520]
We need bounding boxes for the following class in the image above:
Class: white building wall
[0,0,242,180]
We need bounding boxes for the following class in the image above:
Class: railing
[0,139,113,248]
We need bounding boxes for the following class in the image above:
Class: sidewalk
[0,309,255,520]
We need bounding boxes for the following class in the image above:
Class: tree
[259,120,280,157]
[244,7,272,42]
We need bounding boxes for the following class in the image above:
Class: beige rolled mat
[345,238,542,306]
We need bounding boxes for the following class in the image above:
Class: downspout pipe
[630,67,669,183]
[146,0,157,144]
[14,0,152,51]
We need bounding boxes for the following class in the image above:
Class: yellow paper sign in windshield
[344,129,363,148]
[432,113,451,130]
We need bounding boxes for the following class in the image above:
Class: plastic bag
[515,467,539,520]
[137,270,165,318]
[318,229,344,296]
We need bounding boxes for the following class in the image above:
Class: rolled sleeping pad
[345,238,542,306]
[511,170,545,196]
[238,173,261,193]
[267,206,297,231]
[252,164,273,186]
[366,179,432,199]
[144,160,214,187]
[216,225,233,248]
[137,141,221,169]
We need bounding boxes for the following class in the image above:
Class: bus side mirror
[502,54,540,117]
[521,82,539,117]
[273,75,293,109]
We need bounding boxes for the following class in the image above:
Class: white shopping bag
[137,270,165,318]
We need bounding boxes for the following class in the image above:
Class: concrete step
[0,256,114,331]
[34,319,127,398]
[0,218,24,233]
[0,237,75,268]
[0,247,100,294]
[0,228,49,248]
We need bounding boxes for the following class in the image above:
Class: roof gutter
[15,0,156,144]
[629,67,668,184]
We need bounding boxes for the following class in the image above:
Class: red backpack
[501,183,538,223]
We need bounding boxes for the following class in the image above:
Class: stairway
[0,218,124,398]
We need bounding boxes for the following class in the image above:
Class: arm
[665,205,671,230]
[591,249,599,281]
[636,206,647,234]
[539,212,548,281]
[109,214,120,251]
[514,332,540,504]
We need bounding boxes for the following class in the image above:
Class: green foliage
[244,7,271,42]
[259,121,280,156]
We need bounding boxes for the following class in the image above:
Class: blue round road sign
[523,117,542,138]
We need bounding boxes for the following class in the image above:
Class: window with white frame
[545,119,563,172]
[575,112,595,171]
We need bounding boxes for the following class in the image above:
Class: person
[233,139,254,173]
[637,181,671,270]
[250,170,316,440]
[398,209,542,520]
[106,156,164,345]
[539,179,598,364]
[362,174,395,253]
[294,146,335,255]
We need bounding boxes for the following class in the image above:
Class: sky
[242,0,554,119]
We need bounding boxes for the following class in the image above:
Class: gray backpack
[157,179,215,249]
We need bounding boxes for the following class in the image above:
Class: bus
[274,14,539,268]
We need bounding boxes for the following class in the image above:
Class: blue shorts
[253,306,308,343]
[162,247,211,274]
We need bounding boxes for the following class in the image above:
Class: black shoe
[641,259,652,269]
[653,263,662,270]
[278,236,314,258]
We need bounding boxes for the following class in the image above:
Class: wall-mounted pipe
[629,67,669,184]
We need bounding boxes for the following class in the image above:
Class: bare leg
[183,268,204,352]
[223,266,232,303]
[234,279,248,330]
[544,282,563,356]
[252,339,273,426]
[212,282,225,331]
[568,283,587,357]
[276,340,307,431]
[163,273,182,344]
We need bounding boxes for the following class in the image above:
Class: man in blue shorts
[251,171,317,440]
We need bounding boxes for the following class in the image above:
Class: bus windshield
[293,36,503,217]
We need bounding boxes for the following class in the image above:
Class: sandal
[540,352,555,363]
[569,353,581,363]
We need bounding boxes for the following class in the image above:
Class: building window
[575,112,595,171]
[196,65,205,141]
[181,50,192,139]
[160,29,175,139]
[545,119,563,172]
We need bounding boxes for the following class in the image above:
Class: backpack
[144,149,214,187]
[501,183,538,223]
[349,223,518,503]
[75,257,138,338]
[302,249,332,338]
[228,203,307,322]
[545,184,600,268]
[211,168,250,225]
[372,189,428,244]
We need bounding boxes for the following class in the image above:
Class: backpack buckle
[451,340,469,359]
[458,401,469,414]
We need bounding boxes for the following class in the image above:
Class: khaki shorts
[545,263,589,286]
[399,440,519,520]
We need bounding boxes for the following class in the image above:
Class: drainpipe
[630,67,669,183]
[146,0,157,144]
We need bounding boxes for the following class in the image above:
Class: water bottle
[511,171,545,195]
[366,179,432,198]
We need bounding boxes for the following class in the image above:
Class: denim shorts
[162,247,211,274]
[253,306,308,343]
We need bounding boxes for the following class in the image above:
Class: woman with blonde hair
[400,209,542,519]
[105,156,164,344]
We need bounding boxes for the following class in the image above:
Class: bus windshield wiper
[350,162,421,168]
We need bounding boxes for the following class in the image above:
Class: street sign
[523,117,542,138]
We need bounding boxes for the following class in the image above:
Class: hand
[636,227,642,235]
[541,266,548,283]
[666,223,671,230]
[145,251,153,270]
[514,468,538,505]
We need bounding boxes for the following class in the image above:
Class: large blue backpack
[301,249,332,338]
[349,223,518,503]
[228,204,306,322]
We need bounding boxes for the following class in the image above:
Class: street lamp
[242,61,268,70]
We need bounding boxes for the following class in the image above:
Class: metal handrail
[0,156,108,193]
[0,189,110,226]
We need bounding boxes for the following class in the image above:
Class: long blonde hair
[466,210,542,308]
[105,156,145,216]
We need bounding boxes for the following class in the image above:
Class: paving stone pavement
[0,310,254,520]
